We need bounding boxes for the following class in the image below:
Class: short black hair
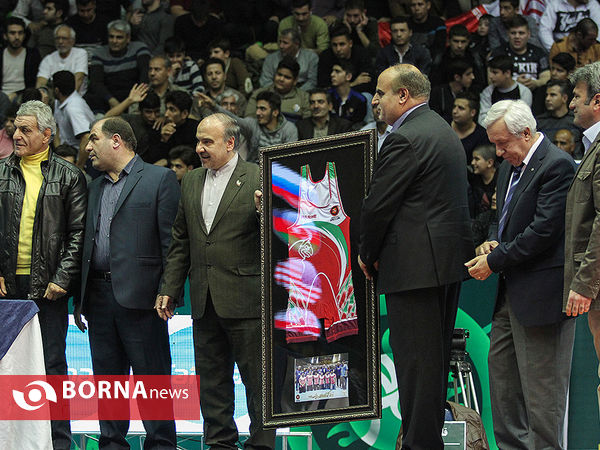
[574,17,598,36]
[277,56,300,79]
[100,117,137,152]
[507,15,529,31]
[449,24,469,40]
[308,87,332,103]
[551,52,576,72]
[164,36,185,54]
[488,55,514,73]
[140,91,160,110]
[21,88,43,102]
[546,79,572,97]
[345,0,364,10]
[446,58,473,82]
[169,145,198,167]
[54,143,79,159]
[165,90,192,114]
[390,16,411,30]
[500,0,519,8]
[208,38,231,53]
[330,24,352,41]
[334,59,356,77]
[203,57,226,74]
[53,70,75,97]
[257,90,281,112]
[455,91,480,116]
[5,16,26,31]
[291,0,310,9]
[44,0,70,15]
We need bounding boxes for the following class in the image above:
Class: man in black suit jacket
[75,117,179,448]
[466,100,576,449]
[296,88,352,140]
[359,64,473,449]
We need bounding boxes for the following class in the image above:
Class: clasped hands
[464,240,498,281]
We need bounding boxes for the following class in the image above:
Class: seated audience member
[451,91,490,162]
[317,24,374,93]
[339,0,379,60]
[536,79,583,159]
[129,0,174,55]
[490,15,550,92]
[53,70,94,163]
[469,144,497,216]
[165,37,204,95]
[408,0,446,59]
[173,0,222,63]
[1,17,41,100]
[488,0,541,49]
[532,52,576,115]
[128,55,183,114]
[202,58,246,115]
[246,57,310,123]
[471,188,496,247]
[66,0,110,47]
[553,128,577,158]
[549,18,600,70]
[208,38,253,96]
[361,104,391,152]
[539,0,600,52]
[36,24,88,95]
[197,90,298,162]
[328,60,367,126]
[29,0,69,58]
[479,55,532,125]
[278,0,330,54]
[87,19,151,112]
[216,88,243,116]
[296,88,352,139]
[0,104,17,159]
[430,58,475,123]
[259,28,318,91]
[375,16,431,76]
[168,145,198,182]
[430,25,486,90]
[470,14,492,62]
[159,90,199,164]
[120,91,162,164]
[53,143,93,184]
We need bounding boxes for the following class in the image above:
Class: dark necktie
[497,164,524,239]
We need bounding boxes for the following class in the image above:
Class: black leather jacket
[0,151,87,298]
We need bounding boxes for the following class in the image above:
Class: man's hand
[565,290,592,317]
[476,240,499,255]
[352,72,371,86]
[0,276,6,297]
[128,83,149,104]
[74,302,87,332]
[161,122,176,142]
[129,9,144,26]
[195,92,216,110]
[152,116,166,131]
[254,190,262,212]
[43,282,66,301]
[358,255,378,280]
[155,295,175,321]
[464,254,493,280]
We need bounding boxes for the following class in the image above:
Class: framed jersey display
[259,129,380,428]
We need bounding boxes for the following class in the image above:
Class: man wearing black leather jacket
[0,100,87,450]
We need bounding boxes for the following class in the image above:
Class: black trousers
[385,282,461,450]
[86,279,176,450]
[15,275,71,450]
[193,293,276,450]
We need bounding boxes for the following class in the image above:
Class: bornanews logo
[1,375,200,420]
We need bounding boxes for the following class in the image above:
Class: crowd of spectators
[1,0,600,242]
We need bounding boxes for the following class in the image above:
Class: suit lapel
[570,134,600,189]
[113,157,143,215]
[193,169,209,236]
[496,162,511,214]
[88,179,103,239]
[209,158,247,233]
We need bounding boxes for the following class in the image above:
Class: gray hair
[280,28,301,45]
[483,99,537,135]
[216,89,240,104]
[150,54,171,69]
[569,61,600,102]
[107,19,131,36]
[54,24,76,40]
[389,64,431,100]
[17,101,57,138]
[205,113,241,151]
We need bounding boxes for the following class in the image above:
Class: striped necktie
[497,164,524,239]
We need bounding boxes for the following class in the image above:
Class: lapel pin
[236,179,241,186]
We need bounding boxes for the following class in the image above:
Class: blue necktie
[497,164,524,239]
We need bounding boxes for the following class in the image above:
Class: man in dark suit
[466,100,576,449]
[359,64,473,449]
[564,61,600,413]
[296,88,352,140]
[156,113,276,449]
[74,117,179,449]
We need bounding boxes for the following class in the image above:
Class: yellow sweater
[16,148,49,275]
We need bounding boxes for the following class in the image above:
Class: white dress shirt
[201,153,238,232]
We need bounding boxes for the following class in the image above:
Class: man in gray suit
[565,61,600,412]
[156,113,276,449]
[75,117,179,448]
[358,64,473,449]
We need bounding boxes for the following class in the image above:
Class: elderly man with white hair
[466,99,577,450]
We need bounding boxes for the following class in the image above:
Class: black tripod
[449,328,480,414]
